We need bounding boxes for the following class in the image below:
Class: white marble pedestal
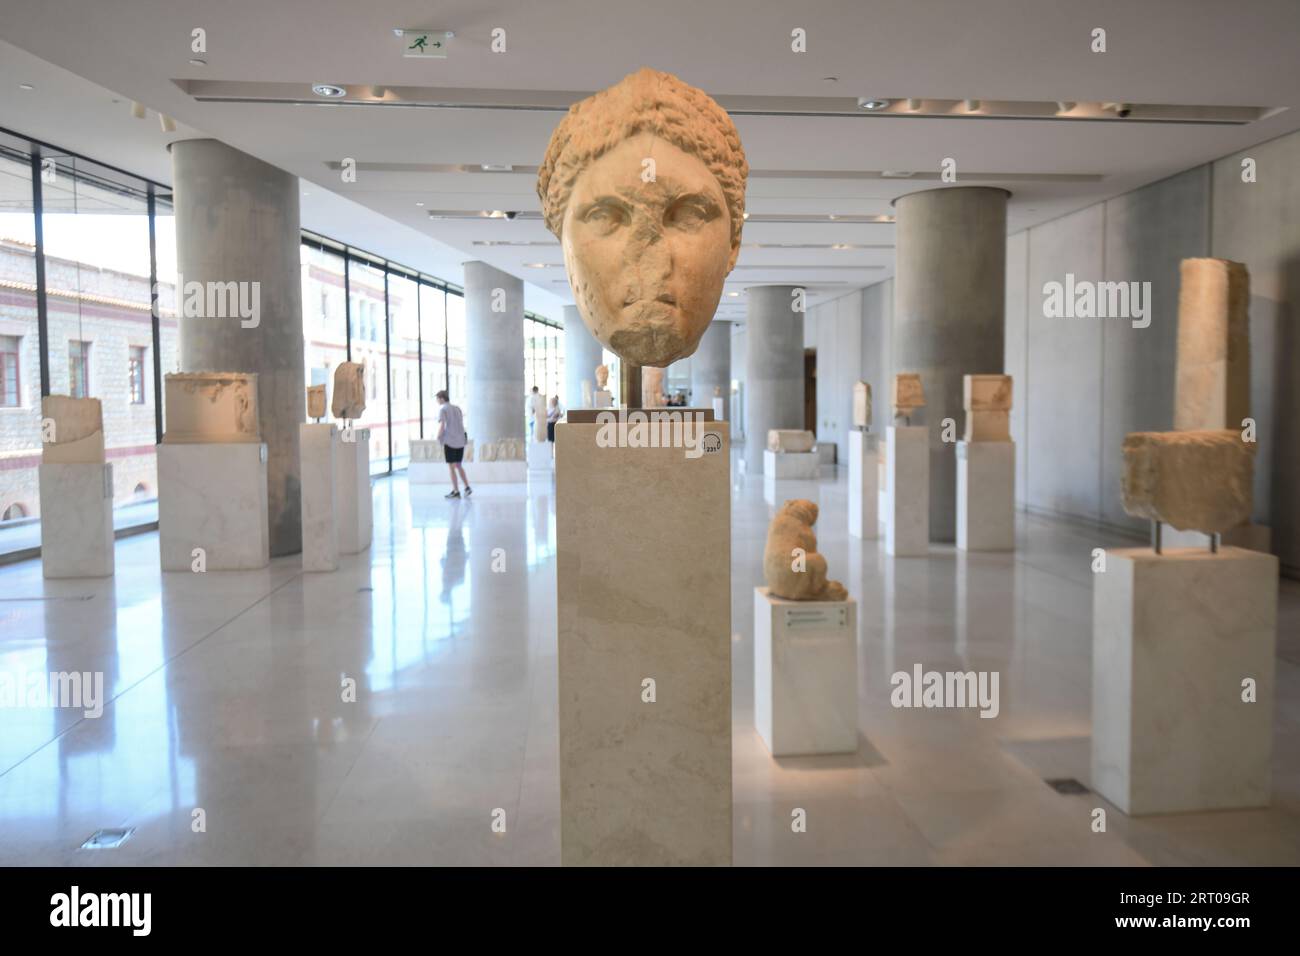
[753,588,858,756]
[711,396,725,420]
[763,448,819,480]
[593,389,613,408]
[526,439,553,474]
[848,429,879,540]
[1091,546,1278,815]
[336,428,372,555]
[956,440,1015,552]
[158,442,269,570]
[299,423,339,572]
[555,418,731,865]
[886,425,929,556]
[39,462,114,578]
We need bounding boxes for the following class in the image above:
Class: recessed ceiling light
[480,163,514,172]
[415,201,424,207]
[964,99,981,112]
[906,98,922,111]
[831,243,852,250]
[312,84,347,99]
[189,58,207,67]
[822,76,838,83]
[726,292,740,297]
[18,83,35,91]
[522,262,548,268]
[857,98,890,111]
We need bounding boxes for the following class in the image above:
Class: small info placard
[784,604,849,632]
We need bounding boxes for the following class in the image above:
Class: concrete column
[172,138,305,557]
[745,286,804,473]
[893,186,1008,541]
[691,319,730,414]
[562,305,603,410]
[464,261,524,442]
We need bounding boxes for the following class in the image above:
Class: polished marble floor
[1,459,1298,866]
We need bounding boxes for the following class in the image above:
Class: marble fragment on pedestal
[892,373,926,419]
[162,372,260,443]
[767,429,815,453]
[306,384,326,420]
[957,440,1015,551]
[1091,546,1277,814]
[538,69,748,367]
[848,429,879,540]
[158,442,269,570]
[962,374,1013,442]
[335,428,372,554]
[1121,430,1254,534]
[754,588,858,756]
[852,380,872,429]
[886,425,929,556]
[1174,258,1250,432]
[39,462,114,577]
[763,498,848,601]
[299,423,339,572]
[555,418,731,865]
[40,395,105,464]
[331,361,367,420]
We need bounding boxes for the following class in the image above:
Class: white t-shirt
[438,403,466,448]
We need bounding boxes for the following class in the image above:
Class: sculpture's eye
[581,200,629,235]
[664,196,718,231]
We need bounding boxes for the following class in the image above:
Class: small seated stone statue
[763,499,848,602]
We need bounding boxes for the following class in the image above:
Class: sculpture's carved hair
[537,68,748,253]
[782,499,819,526]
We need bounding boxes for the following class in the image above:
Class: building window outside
[129,345,147,404]
[69,340,91,398]
[0,335,19,407]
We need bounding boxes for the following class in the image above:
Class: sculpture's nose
[631,226,672,299]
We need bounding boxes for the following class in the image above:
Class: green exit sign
[395,28,452,58]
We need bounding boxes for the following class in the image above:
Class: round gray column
[562,304,602,410]
[171,138,305,557]
[691,319,730,414]
[744,286,804,474]
[463,261,525,443]
[893,186,1008,541]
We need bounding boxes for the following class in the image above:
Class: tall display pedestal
[848,429,878,540]
[158,442,269,571]
[753,588,858,756]
[763,448,819,479]
[886,426,929,556]
[39,463,114,578]
[336,428,372,555]
[1091,547,1278,815]
[711,396,725,420]
[526,438,552,474]
[299,424,339,572]
[956,441,1015,552]
[556,416,731,865]
[592,389,613,408]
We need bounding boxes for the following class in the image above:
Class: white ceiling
[1,0,1298,322]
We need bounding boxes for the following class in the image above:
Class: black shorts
[444,445,465,464]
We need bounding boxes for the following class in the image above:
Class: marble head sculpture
[594,364,609,389]
[763,499,848,602]
[538,68,749,367]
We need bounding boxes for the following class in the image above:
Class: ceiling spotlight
[742,212,750,220]
[415,201,424,207]
[480,163,514,172]
[822,76,839,83]
[18,83,34,91]
[312,84,347,99]
[159,114,176,133]
[964,99,981,112]
[369,85,387,99]
[188,58,207,67]
[726,292,740,297]
[1056,101,1076,114]
[522,262,548,269]
[906,98,922,111]
[130,101,146,119]
[857,97,890,111]
[831,243,852,250]
[1103,101,1132,118]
